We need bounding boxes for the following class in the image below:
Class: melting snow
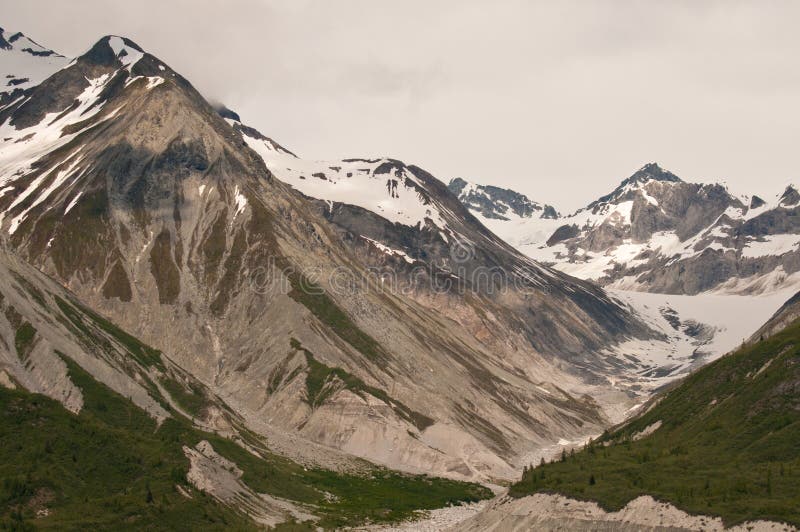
[0,73,112,187]
[0,70,124,234]
[233,186,247,217]
[741,234,800,258]
[64,191,83,214]
[107,36,144,70]
[8,154,85,234]
[361,236,415,264]
[145,76,164,89]
[0,28,68,95]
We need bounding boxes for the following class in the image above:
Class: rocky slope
[749,290,800,343]
[457,163,800,295]
[0,30,675,484]
[0,264,491,528]
[453,493,795,532]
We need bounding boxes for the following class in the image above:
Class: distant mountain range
[450,163,800,295]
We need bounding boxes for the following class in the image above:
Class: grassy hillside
[510,319,800,527]
[0,355,490,530]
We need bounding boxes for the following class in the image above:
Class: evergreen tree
[767,467,773,496]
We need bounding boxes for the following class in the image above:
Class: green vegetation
[54,295,164,370]
[292,338,434,431]
[510,320,800,527]
[209,432,489,529]
[14,322,37,360]
[11,272,48,309]
[0,358,252,530]
[159,374,213,419]
[0,348,489,529]
[287,273,385,361]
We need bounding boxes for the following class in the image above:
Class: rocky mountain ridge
[0,26,67,104]
[448,177,559,220]
[459,163,800,295]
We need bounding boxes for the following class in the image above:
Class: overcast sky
[6,1,800,211]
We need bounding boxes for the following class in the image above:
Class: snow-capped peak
[447,177,559,221]
[106,36,144,69]
[0,26,67,97]
[0,27,61,57]
[247,143,449,230]
[76,35,148,71]
[778,184,800,207]
[631,162,681,184]
[586,162,683,212]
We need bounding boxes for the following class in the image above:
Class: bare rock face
[0,34,657,482]
[184,440,316,527]
[0,250,168,420]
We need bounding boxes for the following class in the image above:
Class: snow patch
[243,135,448,230]
[361,236,415,264]
[742,234,800,258]
[233,186,247,218]
[64,191,83,214]
[0,27,68,95]
[107,36,144,70]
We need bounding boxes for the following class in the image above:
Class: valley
[0,20,798,531]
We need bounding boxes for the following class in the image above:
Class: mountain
[2,24,797,531]
[0,248,491,528]
[460,163,800,296]
[749,290,800,343]
[447,177,559,221]
[0,27,67,104]
[493,301,800,530]
[0,31,671,487]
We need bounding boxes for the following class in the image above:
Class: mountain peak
[778,184,800,207]
[0,26,68,100]
[0,27,63,57]
[448,177,470,195]
[79,35,145,68]
[585,163,683,211]
[446,178,559,220]
[213,103,241,122]
[628,162,682,185]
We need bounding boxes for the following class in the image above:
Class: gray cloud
[5,0,800,211]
